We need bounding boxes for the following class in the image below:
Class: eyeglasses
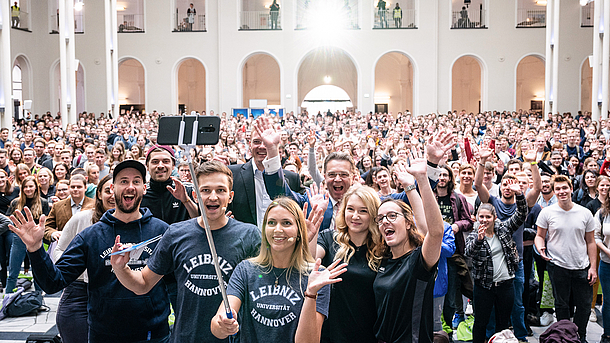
[326,172,351,179]
[375,211,404,224]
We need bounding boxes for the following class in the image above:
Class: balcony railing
[240,11,281,30]
[516,8,545,28]
[451,8,486,29]
[174,11,206,31]
[118,14,144,33]
[581,3,593,27]
[373,9,416,29]
[50,13,85,34]
[10,10,28,30]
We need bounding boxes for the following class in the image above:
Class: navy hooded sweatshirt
[28,208,170,343]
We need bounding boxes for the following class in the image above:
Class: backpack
[6,291,48,317]
[15,277,32,291]
[456,315,474,341]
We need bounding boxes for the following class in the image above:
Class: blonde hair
[250,197,315,291]
[334,185,383,271]
[13,176,43,220]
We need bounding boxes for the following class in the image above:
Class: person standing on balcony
[11,2,20,28]
[377,0,387,28]
[187,3,196,31]
[270,0,280,30]
[393,3,402,28]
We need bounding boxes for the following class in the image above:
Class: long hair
[581,169,599,193]
[14,176,42,220]
[108,141,125,164]
[439,165,455,194]
[250,197,315,289]
[375,198,423,259]
[0,169,14,195]
[14,163,31,187]
[92,175,113,223]
[334,185,383,271]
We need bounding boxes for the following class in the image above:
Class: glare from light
[536,0,547,5]
[580,0,592,6]
[324,75,331,84]
[74,1,84,11]
[117,6,126,11]
[303,1,350,45]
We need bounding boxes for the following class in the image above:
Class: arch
[49,59,86,117]
[515,54,545,113]
[241,52,281,107]
[118,57,146,113]
[296,46,359,112]
[450,53,487,113]
[374,51,415,116]
[12,54,32,104]
[172,56,208,114]
[301,85,353,115]
[174,57,207,114]
[580,56,593,114]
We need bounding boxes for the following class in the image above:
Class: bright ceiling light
[536,0,547,5]
[580,0,593,6]
[74,0,84,11]
[117,6,126,11]
[324,75,331,84]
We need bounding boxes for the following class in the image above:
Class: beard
[115,192,143,214]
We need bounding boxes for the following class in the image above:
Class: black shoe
[526,326,533,337]
[601,335,610,343]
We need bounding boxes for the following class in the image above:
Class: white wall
[8,0,594,119]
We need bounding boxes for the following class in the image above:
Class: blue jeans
[486,262,527,339]
[5,232,40,293]
[599,261,610,336]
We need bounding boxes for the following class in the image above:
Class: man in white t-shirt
[535,175,597,343]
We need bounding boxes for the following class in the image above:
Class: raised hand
[306,259,347,295]
[8,207,45,252]
[303,202,324,243]
[479,146,493,162]
[307,130,316,148]
[426,130,455,165]
[167,177,189,203]
[253,116,280,150]
[506,179,522,195]
[477,224,486,241]
[306,183,330,211]
[393,160,416,187]
[523,149,537,163]
[110,235,132,271]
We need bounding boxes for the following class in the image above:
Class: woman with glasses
[465,179,527,343]
[373,156,445,343]
[316,185,382,343]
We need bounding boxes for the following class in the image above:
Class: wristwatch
[405,184,417,192]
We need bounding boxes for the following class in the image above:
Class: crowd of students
[1,107,609,343]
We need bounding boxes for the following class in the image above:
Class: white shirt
[254,155,282,229]
[70,197,84,216]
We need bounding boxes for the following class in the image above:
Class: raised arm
[523,150,542,207]
[475,147,492,203]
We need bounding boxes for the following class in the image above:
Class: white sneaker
[465,303,473,316]
[590,308,597,322]
[540,312,555,326]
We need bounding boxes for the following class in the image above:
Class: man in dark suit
[34,138,53,170]
[43,174,95,242]
[227,128,303,227]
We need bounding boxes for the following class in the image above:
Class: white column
[592,0,603,120]
[544,0,559,119]
[58,0,77,128]
[602,0,610,119]
[0,3,13,132]
[105,0,119,119]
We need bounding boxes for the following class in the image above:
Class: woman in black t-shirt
[317,185,382,343]
[373,157,445,343]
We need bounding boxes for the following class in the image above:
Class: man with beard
[111,161,261,343]
[435,166,474,331]
[8,160,171,342]
[141,145,198,224]
[475,147,542,342]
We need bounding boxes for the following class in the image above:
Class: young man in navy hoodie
[8,160,171,343]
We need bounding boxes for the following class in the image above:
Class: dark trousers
[547,263,592,340]
[473,280,514,343]
[523,245,534,318]
[56,280,88,343]
[443,254,473,325]
[0,230,12,287]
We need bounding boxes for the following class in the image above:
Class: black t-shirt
[437,194,454,225]
[147,218,261,343]
[318,230,378,343]
[0,187,19,215]
[373,247,437,343]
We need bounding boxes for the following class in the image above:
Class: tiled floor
[0,293,605,343]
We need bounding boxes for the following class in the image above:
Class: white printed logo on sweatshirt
[248,284,302,327]
[182,253,234,297]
